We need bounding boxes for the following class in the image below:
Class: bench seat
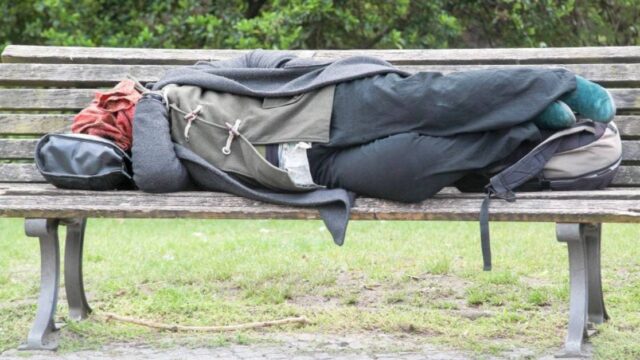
[0,183,639,222]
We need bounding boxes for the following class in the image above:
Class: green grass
[0,218,638,358]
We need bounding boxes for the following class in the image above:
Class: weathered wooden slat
[1,88,638,111]
[0,64,173,87]
[0,139,38,159]
[0,89,94,110]
[1,137,639,162]
[315,48,640,65]
[402,63,640,87]
[0,163,44,182]
[615,116,640,138]
[1,46,310,65]
[0,162,638,186]
[3,45,639,65]
[0,113,636,137]
[0,114,73,135]
[0,192,637,222]
[613,166,640,186]
[2,63,640,87]
[2,183,640,200]
[611,89,640,112]
[623,141,640,161]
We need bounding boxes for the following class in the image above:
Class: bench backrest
[0,45,638,186]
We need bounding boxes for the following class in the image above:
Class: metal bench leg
[63,218,91,321]
[20,219,61,351]
[556,223,599,358]
[583,223,609,326]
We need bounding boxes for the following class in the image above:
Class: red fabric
[72,79,142,151]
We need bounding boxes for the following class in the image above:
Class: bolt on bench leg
[20,219,61,351]
[63,218,91,321]
[555,222,607,358]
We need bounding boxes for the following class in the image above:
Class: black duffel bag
[35,133,135,190]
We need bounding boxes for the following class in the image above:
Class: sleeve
[151,50,304,91]
[131,94,194,192]
[193,52,251,69]
[194,49,298,69]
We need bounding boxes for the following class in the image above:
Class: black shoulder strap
[479,123,596,271]
[479,193,493,271]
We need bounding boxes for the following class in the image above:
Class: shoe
[560,75,616,123]
[533,100,576,129]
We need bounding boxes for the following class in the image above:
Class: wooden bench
[1,45,639,357]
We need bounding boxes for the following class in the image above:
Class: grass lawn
[0,218,638,358]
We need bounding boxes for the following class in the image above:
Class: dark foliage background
[1,0,638,52]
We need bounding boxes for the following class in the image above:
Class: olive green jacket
[164,83,335,191]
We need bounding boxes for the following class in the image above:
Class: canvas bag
[478,121,622,270]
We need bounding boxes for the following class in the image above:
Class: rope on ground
[99,312,309,332]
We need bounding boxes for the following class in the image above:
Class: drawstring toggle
[183,105,203,142]
[222,119,242,155]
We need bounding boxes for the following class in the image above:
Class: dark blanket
[152,49,409,97]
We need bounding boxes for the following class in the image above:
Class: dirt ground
[0,332,590,359]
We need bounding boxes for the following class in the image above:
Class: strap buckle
[485,184,516,203]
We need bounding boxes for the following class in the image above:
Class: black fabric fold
[175,145,354,245]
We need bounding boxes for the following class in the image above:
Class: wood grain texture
[314,48,640,65]
[0,114,636,138]
[0,163,44,182]
[613,166,640,186]
[0,114,73,135]
[0,139,38,159]
[3,183,640,199]
[3,45,639,65]
[1,46,313,65]
[615,116,640,138]
[611,89,640,112]
[0,63,173,87]
[0,190,638,222]
[0,89,94,110]
[0,161,638,186]
[0,183,637,223]
[2,138,640,161]
[1,63,640,87]
[623,140,640,162]
[1,88,638,111]
[401,63,640,87]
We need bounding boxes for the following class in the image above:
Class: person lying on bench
[132,50,615,202]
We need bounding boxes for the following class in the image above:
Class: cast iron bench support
[19,216,612,354]
[555,223,609,358]
[20,218,91,351]
[64,218,92,321]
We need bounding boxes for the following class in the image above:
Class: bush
[1,0,638,52]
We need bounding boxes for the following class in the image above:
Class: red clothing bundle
[72,79,142,151]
